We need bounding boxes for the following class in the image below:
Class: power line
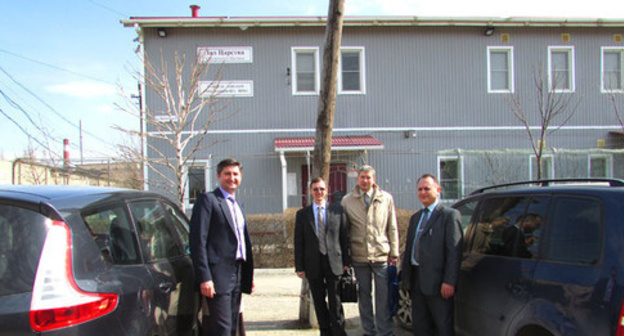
[0,48,111,85]
[0,65,112,145]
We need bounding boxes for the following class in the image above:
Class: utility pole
[312,0,344,182]
[300,0,345,327]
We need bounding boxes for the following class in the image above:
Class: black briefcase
[340,267,358,303]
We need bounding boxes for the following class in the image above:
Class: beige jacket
[341,184,399,263]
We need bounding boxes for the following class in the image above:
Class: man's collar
[219,187,234,200]
[314,200,327,208]
[424,199,439,212]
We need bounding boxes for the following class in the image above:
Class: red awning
[274,135,383,152]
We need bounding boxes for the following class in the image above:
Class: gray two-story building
[123,11,624,214]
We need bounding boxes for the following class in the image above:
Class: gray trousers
[353,262,394,336]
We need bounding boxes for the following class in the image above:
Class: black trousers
[203,261,243,336]
[410,266,455,336]
[308,254,347,336]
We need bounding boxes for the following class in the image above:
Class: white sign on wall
[199,80,254,98]
[197,46,253,63]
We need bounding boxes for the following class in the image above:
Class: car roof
[0,185,171,211]
[469,178,624,196]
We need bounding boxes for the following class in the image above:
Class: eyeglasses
[312,187,326,191]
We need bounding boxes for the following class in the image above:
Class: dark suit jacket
[189,188,254,294]
[401,203,463,296]
[294,202,350,279]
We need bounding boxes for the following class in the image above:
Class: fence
[247,207,414,268]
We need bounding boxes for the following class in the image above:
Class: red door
[301,164,347,206]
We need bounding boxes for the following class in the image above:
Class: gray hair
[357,165,376,176]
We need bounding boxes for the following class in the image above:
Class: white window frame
[338,47,366,94]
[588,154,613,178]
[184,160,211,212]
[437,156,464,201]
[291,47,320,95]
[529,155,555,180]
[548,46,576,93]
[487,46,515,93]
[601,47,624,93]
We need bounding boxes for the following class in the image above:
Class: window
[83,205,140,265]
[187,161,210,207]
[530,155,554,180]
[545,197,602,265]
[438,157,462,200]
[162,202,191,254]
[291,47,320,95]
[589,154,612,178]
[339,48,366,94]
[129,200,184,261]
[468,196,548,259]
[453,199,479,234]
[602,48,624,92]
[0,204,48,295]
[487,47,514,93]
[548,46,575,92]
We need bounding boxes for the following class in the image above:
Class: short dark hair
[418,173,439,185]
[310,176,325,185]
[217,158,242,174]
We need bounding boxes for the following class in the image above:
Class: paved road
[242,268,411,336]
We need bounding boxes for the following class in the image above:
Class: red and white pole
[63,139,70,167]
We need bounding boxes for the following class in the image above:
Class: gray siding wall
[141,24,624,213]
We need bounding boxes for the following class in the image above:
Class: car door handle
[159,282,175,294]
[507,281,528,297]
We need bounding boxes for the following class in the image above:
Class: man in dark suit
[190,158,254,336]
[295,177,350,336]
[401,174,463,336]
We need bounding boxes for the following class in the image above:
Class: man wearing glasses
[295,177,350,336]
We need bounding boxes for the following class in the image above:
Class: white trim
[548,46,576,93]
[529,154,555,179]
[437,155,464,201]
[123,17,624,29]
[338,47,366,95]
[291,47,320,95]
[145,124,623,137]
[588,154,613,178]
[184,159,211,211]
[601,47,624,93]
[487,46,514,93]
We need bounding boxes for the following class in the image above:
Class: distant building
[2,158,141,188]
[123,12,624,213]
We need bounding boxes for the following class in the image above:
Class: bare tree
[115,50,231,207]
[507,66,580,180]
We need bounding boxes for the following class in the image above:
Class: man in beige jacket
[341,165,399,336]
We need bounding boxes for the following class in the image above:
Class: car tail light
[617,300,624,336]
[30,219,118,332]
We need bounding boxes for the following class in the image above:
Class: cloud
[46,81,117,98]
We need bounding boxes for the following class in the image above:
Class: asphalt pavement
[242,268,411,336]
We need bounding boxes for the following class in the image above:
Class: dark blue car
[397,179,624,336]
[0,186,199,335]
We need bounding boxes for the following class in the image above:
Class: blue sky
[1,0,623,162]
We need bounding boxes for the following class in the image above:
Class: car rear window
[545,196,602,265]
[0,204,48,296]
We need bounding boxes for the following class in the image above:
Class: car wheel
[396,288,412,330]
